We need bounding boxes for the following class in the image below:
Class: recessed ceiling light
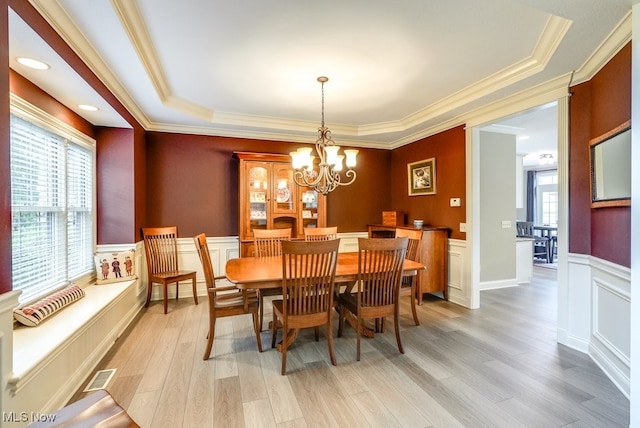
[78,104,99,112]
[16,57,50,70]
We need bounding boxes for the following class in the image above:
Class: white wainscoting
[7,242,146,417]
[564,253,631,399]
[588,256,631,398]
[448,239,470,308]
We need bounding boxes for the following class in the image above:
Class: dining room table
[225,252,426,346]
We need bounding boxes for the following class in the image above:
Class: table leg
[344,312,375,338]
[275,328,300,352]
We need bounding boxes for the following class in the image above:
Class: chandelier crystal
[290,76,358,195]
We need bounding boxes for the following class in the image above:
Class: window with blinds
[10,110,95,304]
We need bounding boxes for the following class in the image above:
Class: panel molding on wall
[589,256,631,398]
[565,252,631,399]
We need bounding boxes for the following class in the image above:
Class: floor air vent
[83,368,117,392]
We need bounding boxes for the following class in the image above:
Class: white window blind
[10,112,95,304]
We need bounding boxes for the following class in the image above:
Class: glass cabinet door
[300,189,320,229]
[272,164,297,215]
[246,164,268,233]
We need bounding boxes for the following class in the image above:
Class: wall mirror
[590,120,631,208]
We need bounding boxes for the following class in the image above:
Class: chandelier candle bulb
[344,149,358,168]
[324,145,340,165]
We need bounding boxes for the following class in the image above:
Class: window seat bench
[9,279,142,414]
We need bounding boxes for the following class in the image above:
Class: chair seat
[272,300,330,328]
[338,292,395,316]
[150,270,196,281]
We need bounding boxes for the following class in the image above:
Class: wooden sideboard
[368,224,450,301]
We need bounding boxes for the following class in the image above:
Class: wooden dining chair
[338,237,408,361]
[253,228,292,330]
[395,228,422,325]
[253,228,292,257]
[304,226,338,241]
[194,233,262,360]
[141,226,197,314]
[271,239,340,375]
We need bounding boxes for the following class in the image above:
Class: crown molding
[377,14,572,135]
[572,10,632,86]
[28,0,153,129]
[111,0,215,122]
[25,2,630,150]
[148,121,389,149]
[59,1,573,141]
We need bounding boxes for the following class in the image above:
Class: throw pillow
[14,283,85,327]
[94,249,136,284]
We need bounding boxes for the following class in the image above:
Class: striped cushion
[13,284,85,327]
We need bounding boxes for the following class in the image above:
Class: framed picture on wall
[407,157,436,196]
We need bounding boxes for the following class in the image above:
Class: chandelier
[539,153,554,165]
[290,76,358,195]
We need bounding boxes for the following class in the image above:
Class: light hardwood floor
[72,267,630,427]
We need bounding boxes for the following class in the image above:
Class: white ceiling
[8,0,633,157]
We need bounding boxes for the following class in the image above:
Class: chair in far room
[516,221,551,263]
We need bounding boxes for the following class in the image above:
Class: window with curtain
[10,104,95,304]
[536,170,558,227]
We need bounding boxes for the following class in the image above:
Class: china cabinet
[234,152,326,257]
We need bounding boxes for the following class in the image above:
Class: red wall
[96,127,137,244]
[390,126,466,240]
[569,43,631,267]
[144,132,390,237]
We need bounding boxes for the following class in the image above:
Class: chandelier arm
[336,169,357,187]
[293,168,323,187]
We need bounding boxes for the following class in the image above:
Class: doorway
[469,98,567,309]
